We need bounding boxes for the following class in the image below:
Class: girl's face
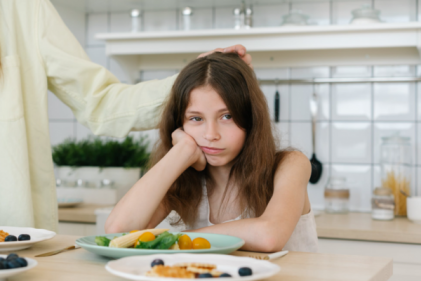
[183,85,246,167]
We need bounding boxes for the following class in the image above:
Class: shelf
[96,23,421,77]
[97,23,421,55]
[52,0,376,13]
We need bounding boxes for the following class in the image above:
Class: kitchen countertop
[8,235,392,281]
[58,204,113,223]
[315,212,421,244]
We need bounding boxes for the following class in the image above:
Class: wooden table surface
[58,204,113,223]
[6,235,392,281]
[315,212,421,244]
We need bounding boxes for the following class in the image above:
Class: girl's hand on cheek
[171,128,206,171]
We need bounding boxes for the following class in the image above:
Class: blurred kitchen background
[48,1,421,278]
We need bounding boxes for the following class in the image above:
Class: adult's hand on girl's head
[198,44,253,69]
[171,128,207,171]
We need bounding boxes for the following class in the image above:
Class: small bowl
[407,197,421,224]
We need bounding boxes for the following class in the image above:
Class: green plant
[52,136,150,168]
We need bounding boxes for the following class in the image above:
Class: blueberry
[151,259,164,267]
[6,260,21,269]
[15,258,28,267]
[0,257,4,262]
[18,234,31,241]
[6,253,19,261]
[238,267,252,276]
[198,273,213,278]
[4,235,17,242]
[0,261,6,270]
[219,273,232,278]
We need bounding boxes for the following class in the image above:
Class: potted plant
[52,136,150,191]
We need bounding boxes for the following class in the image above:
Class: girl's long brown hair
[150,52,288,226]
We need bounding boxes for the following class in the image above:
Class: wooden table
[315,212,421,244]
[58,204,113,223]
[7,235,392,281]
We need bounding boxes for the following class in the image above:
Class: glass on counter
[371,187,395,220]
[324,177,350,214]
[380,135,411,217]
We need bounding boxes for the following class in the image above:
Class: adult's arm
[37,0,252,137]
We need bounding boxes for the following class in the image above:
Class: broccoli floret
[95,236,111,247]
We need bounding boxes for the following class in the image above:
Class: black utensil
[309,93,322,184]
[274,90,280,122]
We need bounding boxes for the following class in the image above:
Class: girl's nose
[204,122,220,141]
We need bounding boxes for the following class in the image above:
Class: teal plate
[76,232,245,259]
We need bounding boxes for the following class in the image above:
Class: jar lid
[373,187,393,196]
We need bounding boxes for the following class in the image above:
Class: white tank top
[187,184,319,253]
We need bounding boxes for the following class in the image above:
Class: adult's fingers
[223,44,246,57]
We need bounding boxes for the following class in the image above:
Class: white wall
[50,0,421,212]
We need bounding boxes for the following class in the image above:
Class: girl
[105,52,318,253]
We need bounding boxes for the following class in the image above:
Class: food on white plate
[0,230,31,243]
[95,230,212,250]
[0,253,28,270]
[0,231,9,242]
[146,265,195,279]
[147,260,231,278]
[239,267,252,276]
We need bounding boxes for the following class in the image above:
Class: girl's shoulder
[273,150,311,182]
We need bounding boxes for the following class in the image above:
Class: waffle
[186,267,223,277]
[146,265,195,279]
[0,230,9,242]
[173,263,216,271]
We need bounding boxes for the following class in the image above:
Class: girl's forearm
[105,141,196,233]
[187,218,288,253]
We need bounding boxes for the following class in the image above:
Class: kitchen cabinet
[316,212,421,281]
[319,239,421,281]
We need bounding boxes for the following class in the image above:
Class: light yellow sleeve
[36,0,177,137]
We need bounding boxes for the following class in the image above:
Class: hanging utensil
[274,90,280,123]
[309,92,323,184]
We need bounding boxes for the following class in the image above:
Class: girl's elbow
[259,235,285,253]
[257,221,286,252]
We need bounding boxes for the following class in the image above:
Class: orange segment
[138,231,156,242]
[192,237,211,249]
[178,234,193,250]
[129,230,140,234]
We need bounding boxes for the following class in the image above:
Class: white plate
[106,254,281,281]
[0,254,37,280]
[0,227,56,252]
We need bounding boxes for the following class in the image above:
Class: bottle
[245,7,253,29]
[182,7,193,31]
[324,177,350,213]
[371,187,395,220]
[130,9,141,33]
[380,134,412,216]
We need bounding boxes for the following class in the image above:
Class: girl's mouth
[200,146,225,155]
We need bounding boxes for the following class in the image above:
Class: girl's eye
[222,114,232,120]
[190,117,202,122]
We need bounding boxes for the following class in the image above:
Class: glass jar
[371,187,395,220]
[380,135,412,216]
[350,5,382,25]
[281,10,309,26]
[324,177,350,214]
